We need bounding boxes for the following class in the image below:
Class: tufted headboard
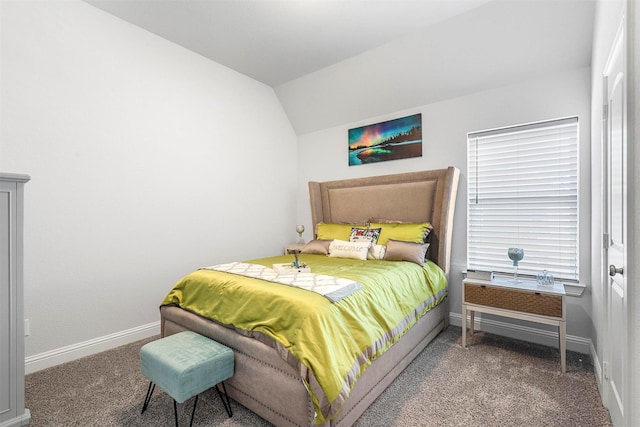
[308,167,460,278]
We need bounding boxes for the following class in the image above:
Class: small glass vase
[507,248,524,282]
[536,270,554,286]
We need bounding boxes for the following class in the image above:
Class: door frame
[627,0,638,422]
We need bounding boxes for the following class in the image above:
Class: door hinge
[603,361,610,380]
[603,104,609,120]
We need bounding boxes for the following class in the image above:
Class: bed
[160,167,460,426]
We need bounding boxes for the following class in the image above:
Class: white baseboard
[25,321,160,374]
[591,340,604,396]
[449,312,592,355]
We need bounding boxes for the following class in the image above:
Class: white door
[603,20,626,427]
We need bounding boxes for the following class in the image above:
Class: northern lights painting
[348,113,422,166]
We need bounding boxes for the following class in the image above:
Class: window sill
[559,282,586,297]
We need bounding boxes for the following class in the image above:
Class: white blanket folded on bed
[201,262,363,302]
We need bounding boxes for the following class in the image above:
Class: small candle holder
[296,225,305,244]
[536,270,554,286]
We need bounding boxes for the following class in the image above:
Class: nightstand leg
[461,305,467,348]
[559,321,566,373]
[469,310,475,336]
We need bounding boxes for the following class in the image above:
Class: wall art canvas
[348,113,422,166]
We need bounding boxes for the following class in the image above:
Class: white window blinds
[467,117,579,282]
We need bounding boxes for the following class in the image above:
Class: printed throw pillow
[328,239,371,261]
[349,227,382,245]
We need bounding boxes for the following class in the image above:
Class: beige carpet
[25,326,612,426]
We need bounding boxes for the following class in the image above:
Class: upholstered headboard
[308,167,460,277]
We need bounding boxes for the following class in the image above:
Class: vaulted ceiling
[84,0,595,134]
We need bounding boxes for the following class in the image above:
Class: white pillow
[329,239,371,261]
[367,244,387,260]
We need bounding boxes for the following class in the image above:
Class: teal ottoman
[140,331,234,426]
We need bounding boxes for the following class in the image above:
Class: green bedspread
[161,254,447,423]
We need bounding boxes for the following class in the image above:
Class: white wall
[0,0,298,368]
[297,67,593,349]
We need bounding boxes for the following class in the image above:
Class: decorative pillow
[384,239,430,266]
[316,222,365,241]
[328,239,371,261]
[367,244,387,260]
[300,240,331,255]
[349,227,382,245]
[369,222,433,246]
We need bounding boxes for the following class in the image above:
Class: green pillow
[316,222,365,241]
[369,222,432,246]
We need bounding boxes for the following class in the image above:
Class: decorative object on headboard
[296,224,305,244]
[348,113,422,166]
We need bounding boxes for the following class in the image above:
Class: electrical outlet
[24,319,30,337]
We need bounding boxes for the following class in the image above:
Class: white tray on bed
[272,263,311,274]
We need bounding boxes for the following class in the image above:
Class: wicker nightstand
[462,277,566,373]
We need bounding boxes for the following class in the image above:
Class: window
[467,117,579,282]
